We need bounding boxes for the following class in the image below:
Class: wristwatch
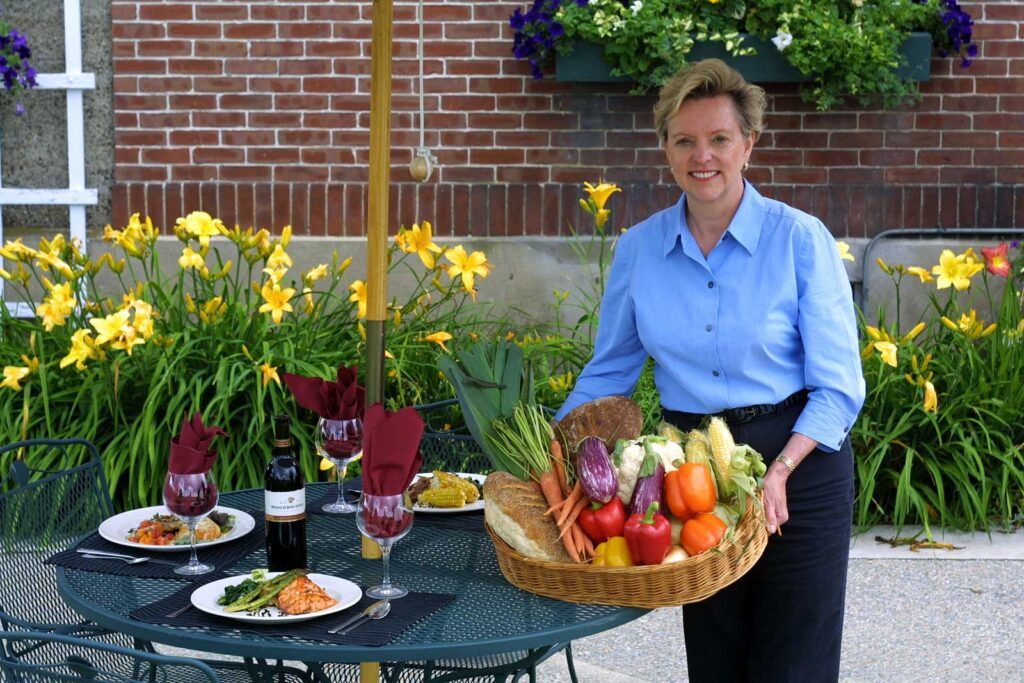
[775,454,797,473]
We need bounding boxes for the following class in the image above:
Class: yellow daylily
[906,266,933,283]
[0,239,38,262]
[60,330,102,370]
[424,331,453,351]
[266,244,293,271]
[304,264,328,285]
[260,363,281,388]
[396,221,443,269]
[199,296,227,325]
[319,456,336,471]
[176,211,225,247]
[262,265,288,284]
[836,241,855,262]
[941,310,997,340]
[580,182,621,229]
[348,280,367,319]
[178,246,207,272]
[873,341,898,367]
[1,366,30,391]
[301,286,315,314]
[89,310,132,346]
[444,245,491,298]
[36,282,77,331]
[922,380,938,413]
[34,251,75,279]
[259,280,295,324]
[547,372,574,395]
[931,249,983,290]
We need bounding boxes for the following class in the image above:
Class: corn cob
[418,486,467,508]
[706,417,736,492]
[684,429,712,464]
[432,471,480,503]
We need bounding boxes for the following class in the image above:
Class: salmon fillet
[275,576,338,615]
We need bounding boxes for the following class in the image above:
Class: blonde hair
[653,59,767,143]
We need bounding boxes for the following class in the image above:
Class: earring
[743,161,749,171]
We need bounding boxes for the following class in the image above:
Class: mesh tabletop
[57,484,647,664]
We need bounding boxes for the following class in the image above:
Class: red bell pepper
[623,501,672,565]
[578,497,626,544]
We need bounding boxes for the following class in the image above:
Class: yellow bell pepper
[592,536,633,567]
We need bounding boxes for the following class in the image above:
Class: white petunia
[630,0,643,15]
[771,30,793,52]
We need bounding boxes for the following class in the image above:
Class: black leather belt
[663,389,808,425]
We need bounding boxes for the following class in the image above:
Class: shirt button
[712,370,720,377]
[708,281,715,288]
[705,324,713,332]
[844,426,850,433]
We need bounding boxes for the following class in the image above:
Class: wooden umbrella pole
[361,3,393,680]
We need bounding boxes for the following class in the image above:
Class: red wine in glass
[163,471,218,575]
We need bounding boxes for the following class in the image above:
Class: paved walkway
[536,527,1024,681]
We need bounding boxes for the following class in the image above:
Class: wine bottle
[265,414,307,571]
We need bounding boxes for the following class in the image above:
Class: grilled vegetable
[418,486,467,508]
[575,437,618,504]
[222,569,305,612]
[628,440,665,517]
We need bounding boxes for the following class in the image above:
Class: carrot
[535,469,578,561]
[544,500,566,516]
[571,524,590,560]
[577,526,596,558]
[556,481,584,528]
[558,495,589,539]
[550,439,569,495]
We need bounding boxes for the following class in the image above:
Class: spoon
[80,553,179,566]
[336,600,391,635]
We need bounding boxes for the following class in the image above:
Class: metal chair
[315,401,579,683]
[0,629,219,682]
[0,438,312,683]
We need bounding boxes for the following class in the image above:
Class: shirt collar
[662,181,765,258]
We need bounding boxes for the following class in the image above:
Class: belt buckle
[732,406,759,423]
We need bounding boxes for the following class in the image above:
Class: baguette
[483,471,570,563]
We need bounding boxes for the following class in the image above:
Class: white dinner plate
[410,472,486,514]
[190,572,362,624]
[97,505,256,553]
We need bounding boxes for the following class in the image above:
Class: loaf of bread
[483,471,570,563]
[554,395,643,458]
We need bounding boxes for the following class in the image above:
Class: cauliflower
[611,435,682,504]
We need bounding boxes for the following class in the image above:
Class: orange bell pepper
[681,513,728,556]
[664,463,716,520]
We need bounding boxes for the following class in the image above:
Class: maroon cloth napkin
[282,365,365,420]
[168,412,227,474]
[361,403,424,496]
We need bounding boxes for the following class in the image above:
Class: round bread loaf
[483,471,570,563]
[554,395,643,458]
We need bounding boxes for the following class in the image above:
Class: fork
[80,553,179,567]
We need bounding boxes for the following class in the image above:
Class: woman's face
[663,95,754,210]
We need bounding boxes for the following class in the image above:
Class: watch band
[776,454,797,473]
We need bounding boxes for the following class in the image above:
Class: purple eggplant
[575,436,618,504]
[629,443,666,517]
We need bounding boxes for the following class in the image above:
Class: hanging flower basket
[555,32,933,85]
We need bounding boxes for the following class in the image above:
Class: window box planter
[555,32,933,84]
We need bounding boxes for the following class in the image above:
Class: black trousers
[664,400,854,683]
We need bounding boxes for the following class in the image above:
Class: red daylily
[981,243,1011,277]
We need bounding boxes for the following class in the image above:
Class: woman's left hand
[763,462,790,535]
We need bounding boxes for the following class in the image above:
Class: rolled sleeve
[554,231,648,421]
[792,222,866,451]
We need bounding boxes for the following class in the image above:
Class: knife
[328,600,387,634]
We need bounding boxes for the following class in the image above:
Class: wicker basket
[486,497,768,608]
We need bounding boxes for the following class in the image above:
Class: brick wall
[110,0,1024,238]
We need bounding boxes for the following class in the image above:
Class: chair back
[0,439,114,630]
[0,630,218,682]
[415,400,492,474]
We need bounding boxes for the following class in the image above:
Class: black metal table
[56,483,647,680]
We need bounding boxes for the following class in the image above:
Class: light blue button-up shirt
[554,183,865,452]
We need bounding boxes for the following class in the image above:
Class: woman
[554,59,864,681]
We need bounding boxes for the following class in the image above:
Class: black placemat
[130,585,454,647]
[310,479,485,532]
[45,513,263,581]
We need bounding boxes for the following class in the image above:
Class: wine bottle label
[265,489,306,522]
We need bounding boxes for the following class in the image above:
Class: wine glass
[162,470,218,575]
[316,417,363,514]
[355,493,414,599]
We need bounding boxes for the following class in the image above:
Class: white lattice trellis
[0,0,96,316]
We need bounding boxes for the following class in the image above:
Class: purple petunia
[0,21,38,110]
[508,0,574,79]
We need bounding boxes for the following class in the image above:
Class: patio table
[56,483,647,681]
